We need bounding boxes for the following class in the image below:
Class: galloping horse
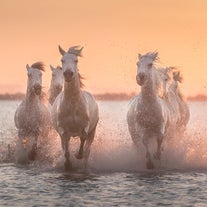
[161,67,189,133]
[127,52,182,169]
[49,65,63,105]
[14,62,51,163]
[169,70,190,133]
[51,46,99,170]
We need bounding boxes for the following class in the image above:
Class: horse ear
[58,45,65,56]
[50,65,54,71]
[26,64,30,71]
[79,47,84,53]
[138,54,142,59]
[77,46,84,56]
[152,52,158,60]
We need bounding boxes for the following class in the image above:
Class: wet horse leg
[155,134,164,160]
[75,135,86,159]
[83,125,97,169]
[28,135,38,161]
[61,133,72,170]
[142,130,155,169]
[143,138,154,169]
[154,126,165,160]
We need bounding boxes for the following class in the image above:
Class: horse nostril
[34,84,41,90]
[139,73,145,81]
[63,70,73,77]
[136,73,145,85]
[55,85,63,91]
[63,70,74,81]
[34,84,42,95]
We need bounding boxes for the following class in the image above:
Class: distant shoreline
[0,92,207,101]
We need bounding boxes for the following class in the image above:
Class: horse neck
[140,71,157,102]
[48,84,56,105]
[63,74,81,101]
[25,86,40,107]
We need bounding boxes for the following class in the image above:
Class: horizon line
[0,92,206,101]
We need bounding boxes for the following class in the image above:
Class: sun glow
[0,0,207,97]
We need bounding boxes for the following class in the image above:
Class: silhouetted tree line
[0,92,207,101]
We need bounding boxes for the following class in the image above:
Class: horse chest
[137,102,163,129]
[58,103,89,133]
[17,104,44,137]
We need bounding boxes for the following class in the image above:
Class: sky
[1,0,207,96]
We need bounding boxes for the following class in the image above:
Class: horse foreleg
[83,125,97,169]
[61,134,72,170]
[155,133,164,160]
[28,136,38,161]
[75,136,86,159]
[143,136,154,169]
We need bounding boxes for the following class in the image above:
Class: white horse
[127,52,181,169]
[161,67,189,133]
[169,70,190,133]
[51,45,99,170]
[49,65,63,105]
[14,62,51,163]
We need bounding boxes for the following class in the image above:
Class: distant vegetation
[187,94,207,102]
[0,92,207,101]
[94,92,137,101]
[0,93,25,100]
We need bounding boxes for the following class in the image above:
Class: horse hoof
[28,150,37,161]
[75,153,83,160]
[146,160,154,169]
[64,161,72,171]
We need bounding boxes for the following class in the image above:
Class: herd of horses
[14,46,189,170]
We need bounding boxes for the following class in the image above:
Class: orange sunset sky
[1,0,207,96]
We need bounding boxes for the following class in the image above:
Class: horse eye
[75,60,78,63]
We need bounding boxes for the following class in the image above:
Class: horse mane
[154,68,165,98]
[31,62,45,72]
[78,73,85,88]
[172,70,186,102]
[176,87,186,102]
[173,71,183,83]
[141,52,159,62]
[68,46,83,57]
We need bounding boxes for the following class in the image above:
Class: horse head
[58,45,83,83]
[26,62,45,95]
[136,52,159,86]
[49,65,63,104]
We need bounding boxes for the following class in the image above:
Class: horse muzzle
[63,70,74,82]
[34,84,42,95]
[136,74,145,86]
[55,85,63,93]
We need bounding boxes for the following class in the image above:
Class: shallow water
[0,100,207,206]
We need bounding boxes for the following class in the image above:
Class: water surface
[0,100,207,206]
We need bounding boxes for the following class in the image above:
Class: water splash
[1,101,207,172]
